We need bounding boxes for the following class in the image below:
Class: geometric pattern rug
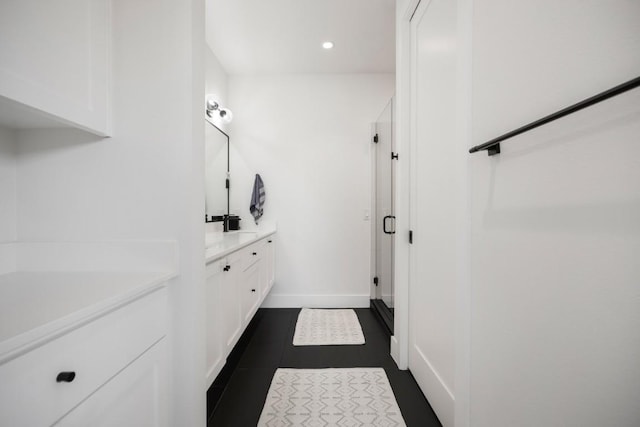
[293,308,365,346]
[257,368,407,426]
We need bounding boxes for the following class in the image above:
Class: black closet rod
[469,75,640,156]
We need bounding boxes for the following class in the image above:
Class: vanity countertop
[205,228,276,263]
[0,270,176,364]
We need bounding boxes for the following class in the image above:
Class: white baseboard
[411,346,454,427]
[206,356,225,391]
[261,293,370,308]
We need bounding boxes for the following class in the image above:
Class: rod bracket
[487,143,501,156]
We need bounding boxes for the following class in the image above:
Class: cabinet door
[266,236,276,291]
[258,240,270,295]
[205,261,224,389]
[56,339,168,427]
[0,288,167,427]
[240,260,262,325]
[0,0,111,136]
[220,257,242,355]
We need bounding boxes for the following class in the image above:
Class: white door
[374,99,395,309]
[409,0,458,425]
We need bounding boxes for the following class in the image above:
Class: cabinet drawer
[0,287,167,427]
[241,261,262,324]
[56,339,168,427]
[206,258,225,277]
[240,241,263,272]
[211,249,244,276]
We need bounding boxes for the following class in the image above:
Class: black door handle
[383,215,396,234]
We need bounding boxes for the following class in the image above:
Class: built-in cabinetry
[0,0,111,136]
[264,237,276,292]
[205,231,276,388]
[222,250,244,354]
[56,339,166,427]
[0,272,172,426]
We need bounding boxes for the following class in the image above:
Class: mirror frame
[205,117,230,228]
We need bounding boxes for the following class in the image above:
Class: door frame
[391,0,420,371]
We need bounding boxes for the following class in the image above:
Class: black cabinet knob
[252,252,257,256]
[268,240,272,243]
[251,289,256,293]
[56,372,76,383]
[223,265,231,272]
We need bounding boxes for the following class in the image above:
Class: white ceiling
[205,0,396,75]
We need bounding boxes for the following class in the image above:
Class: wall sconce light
[205,95,233,123]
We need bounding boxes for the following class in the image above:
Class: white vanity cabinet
[218,251,243,356]
[240,253,262,324]
[205,259,225,387]
[0,0,112,136]
[264,236,276,294]
[0,277,170,427]
[205,231,276,389]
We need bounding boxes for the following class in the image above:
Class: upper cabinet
[0,0,112,137]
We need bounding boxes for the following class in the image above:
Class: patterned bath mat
[293,308,365,346]
[258,368,406,427]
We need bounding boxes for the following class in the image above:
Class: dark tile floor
[207,308,442,427]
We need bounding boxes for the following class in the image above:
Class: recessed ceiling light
[322,41,334,49]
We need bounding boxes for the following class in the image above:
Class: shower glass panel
[374,98,395,325]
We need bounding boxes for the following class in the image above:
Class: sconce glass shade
[219,108,233,123]
[205,94,233,123]
[205,94,220,112]
[206,98,219,112]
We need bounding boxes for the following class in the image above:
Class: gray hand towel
[250,174,265,224]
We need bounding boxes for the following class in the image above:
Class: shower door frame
[371,97,395,332]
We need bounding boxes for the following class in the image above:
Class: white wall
[469,1,640,426]
[12,1,206,425]
[229,74,394,307]
[205,46,229,126]
[0,126,16,243]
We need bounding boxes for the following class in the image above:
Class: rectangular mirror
[205,118,229,222]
